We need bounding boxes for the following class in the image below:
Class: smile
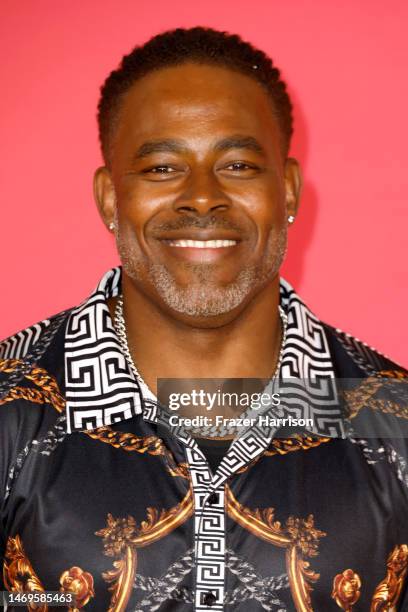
[166,239,238,248]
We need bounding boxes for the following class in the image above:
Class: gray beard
[116,228,287,318]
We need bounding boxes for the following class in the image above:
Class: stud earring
[109,221,115,231]
[288,215,295,224]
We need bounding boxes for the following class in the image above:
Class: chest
[2,433,407,611]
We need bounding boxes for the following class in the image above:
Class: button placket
[182,433,275,610]
[186,446,225,610]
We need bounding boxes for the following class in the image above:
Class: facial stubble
[116,223,287,317]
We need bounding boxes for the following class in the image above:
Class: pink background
[1,0,407,365]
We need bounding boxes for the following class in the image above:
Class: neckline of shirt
[64,266,340,436]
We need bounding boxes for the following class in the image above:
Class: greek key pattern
[279,280,344,437]
[63,270,344,436]
[64,269,145,432]
[186,446,226,611]
[188,431,284,610]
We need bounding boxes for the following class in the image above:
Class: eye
[218,161,261,176]
[141,164,184,181]
[226,162,254,171]
[144,165,177,174]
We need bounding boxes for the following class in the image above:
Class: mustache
[151,215,244,233]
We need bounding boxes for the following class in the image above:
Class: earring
[288,215,295,224]
[109,221,115,231]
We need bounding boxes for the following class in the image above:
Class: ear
[284,157,302,222]
[93,166,117,231]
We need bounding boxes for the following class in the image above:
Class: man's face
[95,62,300,325]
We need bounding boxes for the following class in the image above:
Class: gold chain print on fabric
[343,370,408,420]
[84,426,190,480]
[0,359,65,413]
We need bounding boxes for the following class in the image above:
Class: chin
[160,300,249,330]
[155,275,278,329]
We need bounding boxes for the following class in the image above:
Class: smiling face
[94,62,301,325]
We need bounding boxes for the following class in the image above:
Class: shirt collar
[64,266,339,434]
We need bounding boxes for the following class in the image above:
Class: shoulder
[0,308,71,361]
[0,309,71,411]
[321,322,408,460]
[0,308,72,436]
[321,321,407,377]
[0,309,72,382]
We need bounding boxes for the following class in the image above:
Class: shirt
[1,266,407,611]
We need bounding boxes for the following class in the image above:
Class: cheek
[114,189,154,249]
[240,183,287,242]
[115,179,173,235]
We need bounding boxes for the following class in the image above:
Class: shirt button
[202,592,217,606]
[207,492,219,505]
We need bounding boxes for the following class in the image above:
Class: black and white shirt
[1,266,407,611]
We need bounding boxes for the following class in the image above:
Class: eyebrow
[133,135,265,160]
[134,139,189,159]
[213,135,265,154]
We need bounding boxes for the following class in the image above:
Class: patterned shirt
[1,266,407,611]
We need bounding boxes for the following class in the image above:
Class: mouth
[156,234,242,263]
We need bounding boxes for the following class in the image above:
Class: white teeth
[167,239,237,248]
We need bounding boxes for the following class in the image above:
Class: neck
[108,272,282,396]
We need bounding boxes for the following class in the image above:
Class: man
[1,27,407,611]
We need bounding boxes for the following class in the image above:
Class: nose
[173,169,231,215]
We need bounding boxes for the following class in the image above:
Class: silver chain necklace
[113,295,288,438]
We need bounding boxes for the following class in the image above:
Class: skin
[94,62,301,400]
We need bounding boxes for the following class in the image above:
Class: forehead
[113,63,282,156]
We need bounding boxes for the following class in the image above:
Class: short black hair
[97,27,293,164]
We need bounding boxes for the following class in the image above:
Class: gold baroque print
[371,544,408,611]
[3,535,47,611]
[3,535,95,611]
[225,485,326,612]
[95,488,194,612]
[59,566,95,611]
[0,359,65,413]
[331,569,362,611]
